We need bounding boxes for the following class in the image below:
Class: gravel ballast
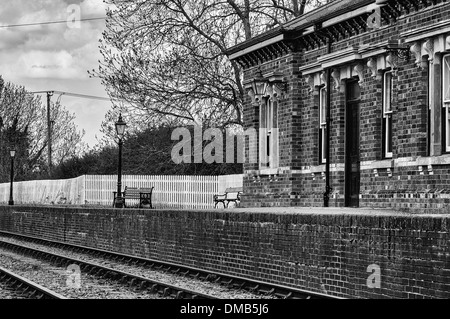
[0,236,276,299]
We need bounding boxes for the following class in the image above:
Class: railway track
[0,239,215,299]
[0,265,66,299]
[0,230,342,300]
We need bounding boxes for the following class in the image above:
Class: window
[443,54,450,152]
[260,97,278,169]
[383,72,393,158]
[319,87,327,164]
[427,61,431,156]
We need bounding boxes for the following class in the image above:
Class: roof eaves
[227,0,376,58]
[284,0,375,31]
[226,27,284,57]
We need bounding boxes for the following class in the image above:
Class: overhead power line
[30,91,116,102]
[0,17,106,29]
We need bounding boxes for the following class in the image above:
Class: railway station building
[228,0,450,212]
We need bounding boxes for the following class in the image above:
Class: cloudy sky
[0,0,113,147]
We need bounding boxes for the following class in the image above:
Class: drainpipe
[324,39,332,207]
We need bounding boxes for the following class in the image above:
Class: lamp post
[9,149,16,206]
[114,114,127,208]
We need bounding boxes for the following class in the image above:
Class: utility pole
[47,91,54,177]
[29,89,118,179]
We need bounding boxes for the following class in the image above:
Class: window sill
[258,168,280,176]
[311,165,326,173]
[361,159,394,170]
[416,153,450,166]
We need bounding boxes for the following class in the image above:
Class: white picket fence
[0,177,85,206]
[0,174,244,209]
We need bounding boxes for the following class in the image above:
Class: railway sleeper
[36,293,45,299]
[149,284,158,293]
[81,264,91,272]
[88,266,99,275]
[248,284,259,293]
[95,268,105,277]
[191,272,201,280]
[274,292,292,299]
[206,274,217,282]
[128,278,137,288]
[221,279,233,287]
[55,258,65,267]
[176,291,184,299]
[258,288,275,296]
[106,271,117,280]
[162,287,171,297]
[131,260,140,266]
[231,281,246,290]
[136,280,148,291]
[169,290,182,299]
[170,268,180,274]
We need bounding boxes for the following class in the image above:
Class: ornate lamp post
[114,114,127,208]
[9,149,16,206]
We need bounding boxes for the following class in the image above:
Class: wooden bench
[113,186,154,208]
[214,187,243,208]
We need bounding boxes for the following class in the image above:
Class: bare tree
[0,77,85,181]
[93,0,328,131]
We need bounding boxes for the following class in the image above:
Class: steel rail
[0,230,343,299]
[0,265,66,299]
[0,238,215,300]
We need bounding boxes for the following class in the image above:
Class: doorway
[345,80,361,207]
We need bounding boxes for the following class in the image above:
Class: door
[345,81,361,207]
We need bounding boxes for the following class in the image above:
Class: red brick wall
[1,205,448,299]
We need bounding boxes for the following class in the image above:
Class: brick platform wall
[1,205,448,299]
